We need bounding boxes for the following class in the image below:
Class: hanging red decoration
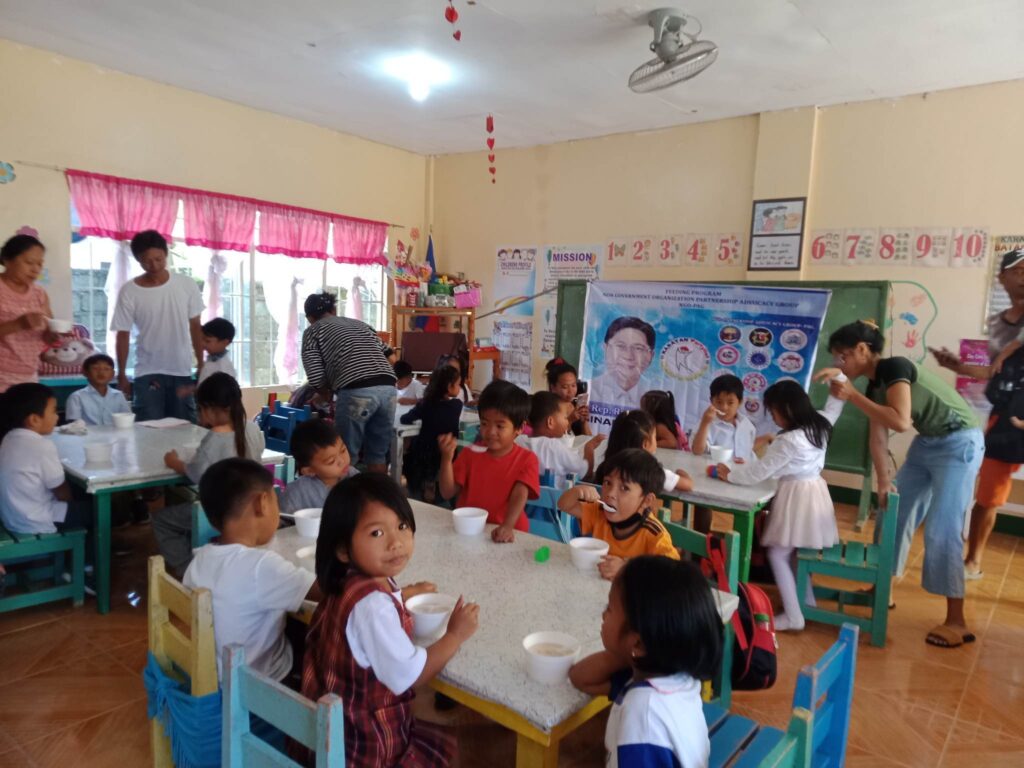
[485,114,496,184]
[486,137,495,150]
[445,1,462,41]
[487,154,495,163]
[486,115,494,133]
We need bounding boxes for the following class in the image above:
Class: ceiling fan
[628,8,718,94]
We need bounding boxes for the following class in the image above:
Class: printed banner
[538,299,558,357]
[578,281,831,435]
[493,246,538,316]
[541,244,602,291]
[956,339,991,419]
[492,318,534,388]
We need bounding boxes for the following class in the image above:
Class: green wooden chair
[795,492,899,647]
[0,525,86,612]
[659,511,739,708]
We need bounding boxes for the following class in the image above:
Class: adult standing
[931,247,1024,579]
[817,320,983,649]
[0,234,58,392]
[301,292,396,473]
[111,230,204,422]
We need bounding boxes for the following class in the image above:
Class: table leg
[734,508,755,583]
[391,430,403,484]
[94,492,112,614]
[515,733,559,768]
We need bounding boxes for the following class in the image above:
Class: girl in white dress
[713,377,846,631]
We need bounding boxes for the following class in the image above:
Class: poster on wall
[541,245,602,290]
[493,246,538,315]
[748,197,806,271]
[538,299,558,357]
[577,281,831,436]
[956,339,992,419]
[492,318,533,388]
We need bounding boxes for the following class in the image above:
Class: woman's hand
[18,312,47,332]
[929,346,961,372]
[828,376,856,401]
[598,555,625,581]
[812,367,843,384]
[574,403,590,424]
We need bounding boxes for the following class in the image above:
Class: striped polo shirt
[300,315,396,391]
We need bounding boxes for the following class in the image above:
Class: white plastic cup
[452,507,488,536]
[111,412,135,429]
[569,537,610,571]
[47,318,72,333]
[293,508,322,539]
[84,442,113,465]
[406,593,458,639]
[523,631,580,684]
[709,445,734,464]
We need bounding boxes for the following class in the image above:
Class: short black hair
[198,458,274,531]
[82,353,115,373]
[594,447,663,496]
[828,320,886,355]
[617,556,723,679]
[529,391,566,430]
[201,317,235,342]
[0,383,55,439]
[290,418,342,470]
[393,360,414,379]
[604,316,656,349]
[304,292,337,321]
[1,234,44,264]
[599,410,655,475]
[710,374,744,400]
[477,379,530,427]
[130,229,168,258]
[423,364,461,404]
[317,473,417,594]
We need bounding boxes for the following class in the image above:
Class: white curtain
[202,251,228,322]
[347,276,365,321]
[103,241,141,353]
[259,254,323,385]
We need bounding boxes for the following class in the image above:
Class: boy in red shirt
[438,380,539,543]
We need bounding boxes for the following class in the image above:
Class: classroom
[0,2,1022,766]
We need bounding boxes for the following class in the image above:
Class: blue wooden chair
[223,644,345,767]
[191,503,218,549]
[260,402,314,453]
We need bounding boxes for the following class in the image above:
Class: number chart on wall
[605,233,744,269]
[809,226,990,269]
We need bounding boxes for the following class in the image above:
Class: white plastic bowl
[293,508,322,539]
[452,507,488,536]
[523,631,580,685]
[84,442,113,465]
[569,537,610,571]
[709,445,734,464]
[47,318,72,333]
[406,593,458,639]
[112,412,135,429]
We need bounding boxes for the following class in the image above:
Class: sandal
[964,568,984,581]
[925,624,976,648]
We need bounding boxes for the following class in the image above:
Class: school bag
[702,534,778,690]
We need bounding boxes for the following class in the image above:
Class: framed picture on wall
[748,196,807,271]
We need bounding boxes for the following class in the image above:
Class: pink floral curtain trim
[66,170,177,241]
[256,204,331,260]
[183,191,256,252]
[332,217,389,265]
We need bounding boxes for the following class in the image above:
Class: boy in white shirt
[198,318,238,384]
[393,360,425,404]
[518,392,604,481]
[65,353,133,426]
[184,457,319,687]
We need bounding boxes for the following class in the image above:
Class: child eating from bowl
[438,379,540,543]
[281,418,359,515]
[184,458,319,688]
[65,353,133,426]
[557,448,680,580]
[517,391,605,480]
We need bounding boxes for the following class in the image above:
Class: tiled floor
[0,505,1021,767]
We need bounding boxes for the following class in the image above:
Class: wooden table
[52,423,283,614]
[268,501,738,767]
[391,405,481,484]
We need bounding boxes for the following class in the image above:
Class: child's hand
[715,463,731,481]
[402,581,437,601]
[583,434,605,458]
[446,596,480,642]
[574,485,601,504]
[701,404,722,423]
[598,555,625,581]
[1011,416,1024,430]
[491,524,515,543]
[164,450,180,469]
[437,433,458,461]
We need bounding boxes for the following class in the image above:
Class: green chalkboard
[554,279,891,478]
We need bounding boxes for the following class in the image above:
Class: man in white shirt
[589,316,657,434]
[111,230,204,422]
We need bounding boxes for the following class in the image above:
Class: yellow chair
[147,555,218,767]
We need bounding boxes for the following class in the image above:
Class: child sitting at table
[394,360,425,405]
[185,458,319,686]
[155,372,265,576]
[602,410,693,492]
[399,365,463,502]
[569,556,722,767]
[517,391,604,480]
[438,379,540,543]
[640,390,689,451]
[558,448,680,580]
[302,473,478,766]
[281,419,358,514]
[65,353,132,426]
[198,317,237,384]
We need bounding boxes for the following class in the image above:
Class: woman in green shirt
[815,321,983,649]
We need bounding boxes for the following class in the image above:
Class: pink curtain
[332,217,389,265]
[65,170,178,241]
[183,191,256,252]
[257,205,330,260]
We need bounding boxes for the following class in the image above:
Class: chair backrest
[192,503,218,549]
[792,623,859,768]
[262,403,314,453]
[759,707,813,768]
[223,644,345,768]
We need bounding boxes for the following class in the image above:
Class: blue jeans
[893,427,983,598]
[335,384,397,466]
[133,374,196,423]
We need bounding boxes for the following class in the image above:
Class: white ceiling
[2,0,1024,155]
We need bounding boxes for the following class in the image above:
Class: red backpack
[703,535,778,690]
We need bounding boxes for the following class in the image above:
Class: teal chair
[222,644,345,767]
[0,525,86,611]
[191,503,218,549]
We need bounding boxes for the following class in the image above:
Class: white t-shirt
[198,352,237,384]
[0,429,68,534]
[606,672,709,768]
[183,543,315,682]
[346,589,427,696]
[703,414,757,462]
[516,434,588,480]
[397,379,426,401]
[110,272,204,377]
[662,467,683,493]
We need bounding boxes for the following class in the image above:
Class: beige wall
[0,39,430,321]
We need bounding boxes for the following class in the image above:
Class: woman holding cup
[0,234,62,393]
